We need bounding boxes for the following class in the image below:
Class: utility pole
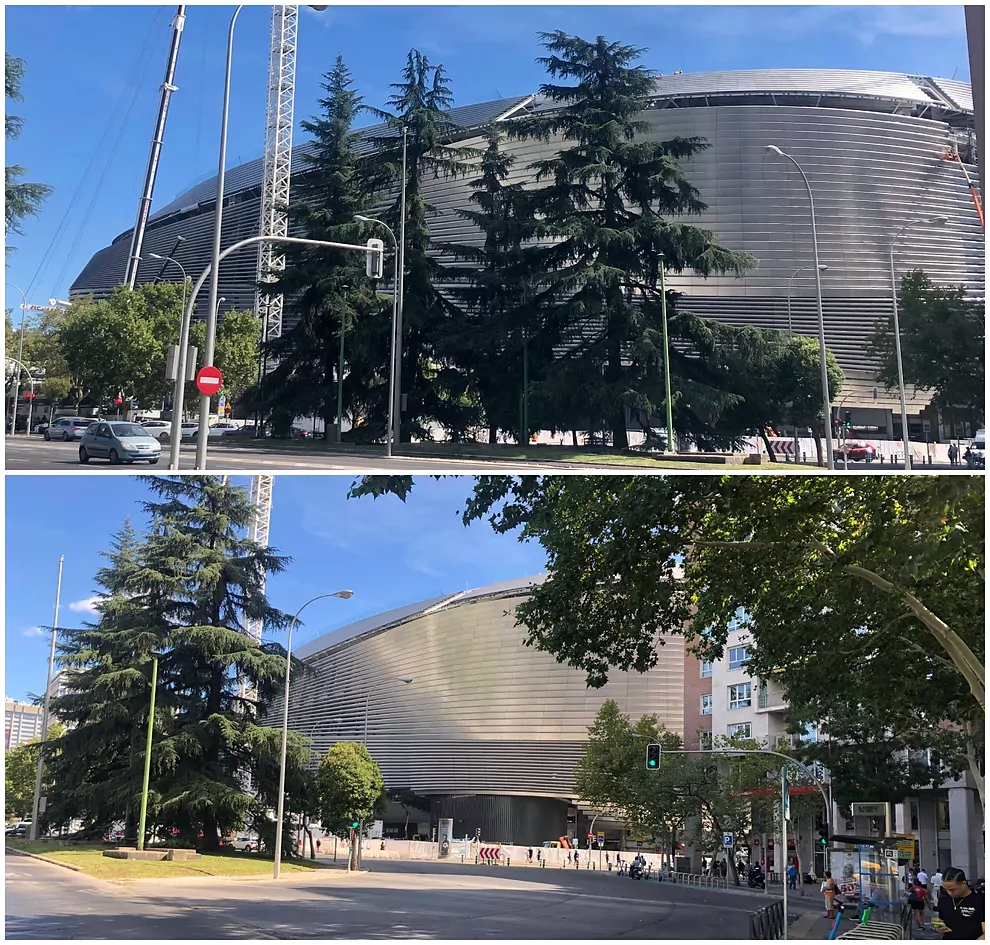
[124,6,187,289]
[30,556,64,841]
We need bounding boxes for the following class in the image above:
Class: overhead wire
[25,7,168,301]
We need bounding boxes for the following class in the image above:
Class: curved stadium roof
[126,68,973,244]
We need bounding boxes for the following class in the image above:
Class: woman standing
[822,871,838,919]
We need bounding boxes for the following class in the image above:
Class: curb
[6,846,84,873]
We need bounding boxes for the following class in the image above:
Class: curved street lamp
[5,283,28,435]
[273,589,353,879]
[765,145,834,469]
[786,265,828,462]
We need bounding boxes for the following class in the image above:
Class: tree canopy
[314,741,386,834]
[351,474,984,808]
[47,479,312,849]
[868,269,985,424]
[5,53,53,251]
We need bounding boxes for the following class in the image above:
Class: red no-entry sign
[195,366,223,396]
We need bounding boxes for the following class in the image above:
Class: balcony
[756,683,787,713]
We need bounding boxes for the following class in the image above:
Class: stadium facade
[271,576,686,846]
[71,68,982,431]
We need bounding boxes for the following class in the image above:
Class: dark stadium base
[432,794,569,847]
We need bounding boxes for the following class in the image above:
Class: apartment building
[4,698,44,749]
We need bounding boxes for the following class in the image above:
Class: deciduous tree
[314,741,386,834]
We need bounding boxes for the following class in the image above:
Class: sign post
[782,768,789,939]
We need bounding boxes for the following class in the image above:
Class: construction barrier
[749,899,786,939]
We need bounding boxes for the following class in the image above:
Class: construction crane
[255,4,300,358]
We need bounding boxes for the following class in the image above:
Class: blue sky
[4,4,970,310]
[4,475,546,702]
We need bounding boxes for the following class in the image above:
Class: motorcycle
[747,867,766,889]
[629,863,645,880]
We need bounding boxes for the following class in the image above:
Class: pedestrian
[931,868,944,913]
[907,875,929,931]
[567,850,572,864]
[537,849,542,864]
[822,871,838,920]
[917,865,929,892]
[316,838,322,854]
[574,850,580,869]
[933,867,985,939]
[527,847,533,864]
[788,862,799,890]
[948,443,958,466]
[720,859,727,879]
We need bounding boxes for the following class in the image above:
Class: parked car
[5,822,29,837]
[180,422,199,438]
[79,421,162,465]
[44,417,96,441]
[833,442,877,463]
[229,835,259,852]
[968,430,986,468]
[33,419,51,435]
[208,421,240,437]
[140,419,173,442]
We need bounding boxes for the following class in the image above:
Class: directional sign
[723,832,734,848]
[195,366,223,396]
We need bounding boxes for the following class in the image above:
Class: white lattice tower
[255,4,298,349]
[246,474,274,644]
[239,475,274,712]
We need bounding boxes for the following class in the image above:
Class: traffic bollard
[507,858,510,867]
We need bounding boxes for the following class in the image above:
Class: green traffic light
[648,760,657,767]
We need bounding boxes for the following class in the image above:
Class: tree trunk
[813,424,824,467]
[758,427,778,461]
[488,424,497,445]
[571,429,578,447]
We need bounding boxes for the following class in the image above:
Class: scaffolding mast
[246,475,274,644]
[255,5,298,348]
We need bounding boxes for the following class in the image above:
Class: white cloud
[68,596,105,615]
[22,626,47,639]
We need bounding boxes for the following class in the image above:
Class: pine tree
[264,55,387,440]
[437,125,548,443]
[50,479,311,850]
[356,50,481,441]
[5,53,53,252]
[511,33,754,448]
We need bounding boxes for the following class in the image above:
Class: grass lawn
[211,437,798,469]
[6,840,323,881]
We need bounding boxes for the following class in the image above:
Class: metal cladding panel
[275,586,685,799]
[436,794,568,845]
[69,70,980,405]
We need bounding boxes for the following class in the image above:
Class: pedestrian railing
[749,899,785,939]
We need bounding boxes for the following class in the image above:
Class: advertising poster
[438,817,454,857]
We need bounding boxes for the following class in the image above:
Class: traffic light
[843,410,852,428]
[350,819,360,830]
[115,396,123,406]
[817,821,830,847]
[365,238,384,279]
[646,743,661,770]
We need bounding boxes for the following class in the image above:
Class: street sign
[636,837,644,848]
[218,394,227,410]
[195,366,223,396]
[588,832,594,839]
[723,832,734,848]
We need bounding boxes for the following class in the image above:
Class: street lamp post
[658,256,675,453]
[29,555,64,842]
[273,590,353,880]
[335,285,350,444]
[136,652,160,851]
[394,127,409,450]
[354,215,400,457]
[765,145,834,469]
[786,265,828,463]
[888,217,948,471]
[183,234,379,469]
[6,283,27,435]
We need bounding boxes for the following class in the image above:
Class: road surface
[6,851,822,940]
[3,438,582,472]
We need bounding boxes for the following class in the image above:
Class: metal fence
[749,899,786,939]
[660,871,730,889]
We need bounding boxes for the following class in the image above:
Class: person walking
[907,874,929,931]
[316,838,322,854]
[527,847,533,864]
[822,871,839,920]
[931,868,944,914]
[788,862,799,890]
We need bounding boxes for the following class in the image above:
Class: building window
[728,683,752,710]
[727,722,752,739]
[728,646,750,670]
[910,800,919,831]
[936,799,950,831]
[701,694,713,716]
[699,730,713,750]
[700,661,713,678]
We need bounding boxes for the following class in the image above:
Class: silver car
[44,417,96,441]
[79,421,162,465]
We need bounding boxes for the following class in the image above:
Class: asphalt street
[3,438,574,472]
[6,852,823,940]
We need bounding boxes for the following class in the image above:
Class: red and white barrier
[479,846,501,862]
